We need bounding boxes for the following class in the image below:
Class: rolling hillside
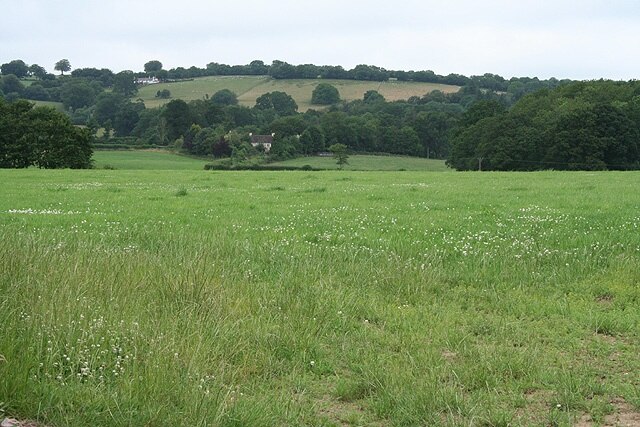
[137,76,460,111]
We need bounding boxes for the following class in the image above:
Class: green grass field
[272,155,450,171]
[136,76,460,111]
[93,150,449,171]
[31,100,65,112]
[1,169,639,426]
[92,150,210,170]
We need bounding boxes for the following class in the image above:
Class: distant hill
[136,76,460,111]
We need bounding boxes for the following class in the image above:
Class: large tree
[0,99,93,168]
[54,59,71,75]
[311,83,340,105]
[28,64,48,80]
[1,60,29,78]
[254,91,298,116]
[60,80,98,110]
[162,99,192,142]
[210,89,238,106]
[144,60,163,74]
[113,71,138,97]
[299,125,325,154]
[0,74,24,96]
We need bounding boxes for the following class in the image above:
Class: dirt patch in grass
[576,397,640,427]
[316,395,371,426]
[1,419,47,427]
[513,389,554,425]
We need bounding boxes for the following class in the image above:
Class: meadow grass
[137,76,269,109]
[236,79,459,112]
[135,76,459,111]
[271,155,450,171]
[0,170,639,426]
[92,150,210,170]
[93,150,449,172]
[31,100,65,112]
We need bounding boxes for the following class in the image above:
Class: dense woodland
[1,58,639,170]
[448,81,640,170]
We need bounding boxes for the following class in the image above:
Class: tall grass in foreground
[0,170,639,426]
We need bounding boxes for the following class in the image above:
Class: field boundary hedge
[204,164,324,171]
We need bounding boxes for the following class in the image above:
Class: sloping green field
[137,76,459,110]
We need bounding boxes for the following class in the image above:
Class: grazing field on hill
[236,79,460,111]
[271,154,450,171]
[1,170,639,426]
[92,150,210,170]
[137,76,270,108]
[137,76,460,110]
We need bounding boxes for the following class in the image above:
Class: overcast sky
[3,0,639,80]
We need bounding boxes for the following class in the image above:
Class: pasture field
[92,150,210,170]
[136,76,459,111]
[31,100,65,112]
[1,170,639,426]
[93,150,450,171]
[137,76,269,109]
[271,155,450,171]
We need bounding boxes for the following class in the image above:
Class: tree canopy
[54,59,71,75]
[255,91,298,116]
[329,143,349,169]
[311,83,340,105]
[1,60,29,78]
[447,81,640,171]
[210,89,238,106]
[144,60,163,74]
[0,99,93,168]
[113,71,137,97]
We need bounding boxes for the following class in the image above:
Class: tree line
[2,58,569,99]
[2,57,515,165]
[4,57,640,171]
[447,80,640,170]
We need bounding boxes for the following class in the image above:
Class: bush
[155,89,171,99]
[204,164,324,171]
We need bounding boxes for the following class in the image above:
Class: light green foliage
[329,143,349,169]
[1,170,639,426]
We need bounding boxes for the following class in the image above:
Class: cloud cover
[3,0,639,79]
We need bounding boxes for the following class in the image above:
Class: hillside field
[1,169,639,426]
[137,76,460,110]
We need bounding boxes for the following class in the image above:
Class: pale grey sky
[3,0,640,80]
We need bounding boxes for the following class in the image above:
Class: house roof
[251,135,273,144]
